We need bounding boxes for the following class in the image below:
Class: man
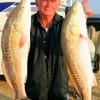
[25,0,93,99]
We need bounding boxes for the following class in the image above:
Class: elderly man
[25,0,93,99]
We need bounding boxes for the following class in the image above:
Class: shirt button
[44,56,47,60]
[43,40,46,43]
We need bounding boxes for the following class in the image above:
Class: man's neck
[39,13,55,28]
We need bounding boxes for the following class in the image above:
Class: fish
[61,1,97,100]
[88,25,100,48]
[95,33,100,55]
[88,26,96,45]
[87,26,96,61]
[0,31,3,74]
[88,26,100,70]
[1,0,31,99]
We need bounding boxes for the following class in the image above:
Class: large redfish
[1,0,31,99]
[61,1,97,100]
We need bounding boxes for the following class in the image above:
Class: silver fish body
[61,1,97,100]
[1,0,31,99]
[95,33,100,55]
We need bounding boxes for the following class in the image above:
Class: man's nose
[47,0,52,4]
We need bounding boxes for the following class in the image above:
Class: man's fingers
[82,0,94,18]
[86,8,94,16]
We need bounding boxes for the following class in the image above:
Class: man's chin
[44,13,55,16]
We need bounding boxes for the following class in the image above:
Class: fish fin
[88,39,95,60]
[92,73,97,87]
[79,34,89,41]
[19,34,27,48]
[66,64,82,96]
[2,57,14,91]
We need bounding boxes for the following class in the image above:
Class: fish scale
[1,0,31,99]
[61,1,97,100]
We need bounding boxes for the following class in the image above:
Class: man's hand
[82,0,94,18]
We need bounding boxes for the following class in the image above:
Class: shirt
[25,12,69,100]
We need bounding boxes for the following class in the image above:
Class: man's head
[36,0,61,16]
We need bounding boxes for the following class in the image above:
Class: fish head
[7,0,31,36]
[62,1,87,37]
[2,0,31,49]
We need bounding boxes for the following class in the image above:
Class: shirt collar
[31,12,63,25]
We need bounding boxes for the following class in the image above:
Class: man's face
[36,0,60,16]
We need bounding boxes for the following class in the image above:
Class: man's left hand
[82,0,94,18]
